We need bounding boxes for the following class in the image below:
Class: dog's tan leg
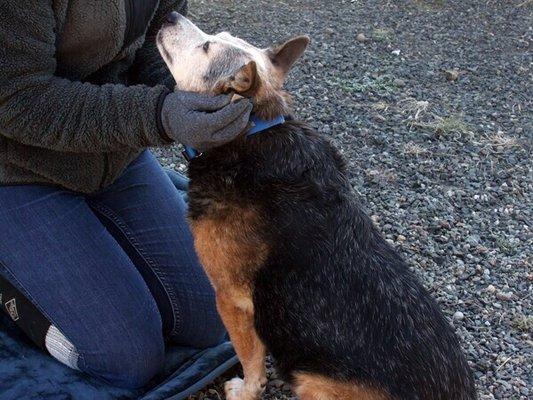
[217,292,267,400]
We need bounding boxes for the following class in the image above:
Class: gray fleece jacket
[0,0,186,193]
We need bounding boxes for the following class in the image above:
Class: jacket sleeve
[0,0,172,154]
[129,0,188,88]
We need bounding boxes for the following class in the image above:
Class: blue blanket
[0,313,237,399]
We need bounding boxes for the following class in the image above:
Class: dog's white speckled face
[156,12,309,99]
[156,12,270,93]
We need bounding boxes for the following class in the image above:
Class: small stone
[356,33,367,42]
[453,311,465,321]
[444,69,460,81]
[391,49,401,56]
[394,78,406,87]
[486,284,496,293]
[271,379,285,388]
[496,291,513,301]
[397,234,406,242]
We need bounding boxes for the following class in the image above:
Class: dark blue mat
[0,313,237,400]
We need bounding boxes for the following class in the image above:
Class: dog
[157,11,477,400]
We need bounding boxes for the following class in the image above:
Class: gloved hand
[160,91,253,152]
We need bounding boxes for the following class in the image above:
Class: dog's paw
[225,377,245,400]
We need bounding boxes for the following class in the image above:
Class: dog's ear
[268,35,310,76]
[214,61,261,96]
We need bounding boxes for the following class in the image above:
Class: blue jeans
[0,151,225,388]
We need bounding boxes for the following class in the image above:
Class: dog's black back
[188,121,477,400]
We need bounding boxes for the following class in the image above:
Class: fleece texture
[0,0,184,193]
[0,312,238,400]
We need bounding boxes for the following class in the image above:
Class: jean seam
[89,201,182,337]
[0,258,84,367]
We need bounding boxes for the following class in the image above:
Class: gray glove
[160,91,253,152]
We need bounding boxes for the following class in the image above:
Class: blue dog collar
[183,114,285,161]
[248,114,285,136]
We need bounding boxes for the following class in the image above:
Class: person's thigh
[88,151,225,348]
[0,185,164,388]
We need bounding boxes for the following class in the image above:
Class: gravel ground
[155,1,532,399]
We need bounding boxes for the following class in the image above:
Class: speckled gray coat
[0,0,186,193]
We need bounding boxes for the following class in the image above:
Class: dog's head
[157,12,309,119]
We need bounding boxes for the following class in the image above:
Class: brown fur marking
[218,294,267,400]
[190,205,267,291]
[191,206,268,399]
[293,373,391,400]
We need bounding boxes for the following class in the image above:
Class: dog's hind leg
[217,291,267,400]
[293,373,390,400]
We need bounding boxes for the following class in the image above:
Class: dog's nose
[167,11,181,24]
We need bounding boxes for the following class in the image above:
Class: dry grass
[372,101,391,112]
[517,0,533,7]
[511,313,533,333]
[411,115,473,139]
[476,131,521,153]
[372,28,394,42]
[402,141,429,157]
[327,75,398,96]
[365,168,398,183]
[399,98,430,121]
[434,116,472,136]
[413,0,444,6]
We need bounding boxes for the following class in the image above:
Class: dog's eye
[202,41,211,53]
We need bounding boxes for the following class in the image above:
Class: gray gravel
[155,1,532,399]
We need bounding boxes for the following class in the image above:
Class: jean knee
[171,291,227,349]
[189,313,226,349]
[79,322,165,388]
